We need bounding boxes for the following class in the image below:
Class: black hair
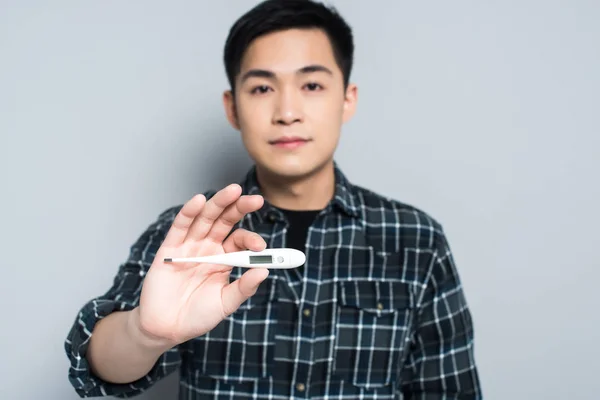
[223,0,354,91]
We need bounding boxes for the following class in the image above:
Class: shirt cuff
[64,298,179,398]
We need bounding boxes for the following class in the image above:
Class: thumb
[221,268,270,316]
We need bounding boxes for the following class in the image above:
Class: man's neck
[256,162,336,211]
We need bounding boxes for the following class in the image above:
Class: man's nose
[273,88,303,125]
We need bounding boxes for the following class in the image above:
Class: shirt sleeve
[400,228,483,399]
[64,206,182,398]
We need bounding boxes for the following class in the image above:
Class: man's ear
[223,89,240,130]
[342,83,358,123]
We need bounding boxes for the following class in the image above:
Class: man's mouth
[269,136,311,149]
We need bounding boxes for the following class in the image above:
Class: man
[65,0,482,398]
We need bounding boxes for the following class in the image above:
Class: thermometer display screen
[249,255,273,264]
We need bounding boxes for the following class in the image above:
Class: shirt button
[303,308,311,317]
[377,302,384,310]
[296,383,305,392]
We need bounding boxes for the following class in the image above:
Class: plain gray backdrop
[1,0,599,399]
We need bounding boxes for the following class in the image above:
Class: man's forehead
[239,29,338,74]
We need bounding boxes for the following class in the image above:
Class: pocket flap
[338,279,414,314]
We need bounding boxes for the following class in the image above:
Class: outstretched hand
[137,184,269,347]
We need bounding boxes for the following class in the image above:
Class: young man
[65,1,482,398]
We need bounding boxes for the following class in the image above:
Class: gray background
[1,0,599,399]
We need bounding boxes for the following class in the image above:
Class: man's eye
[251,85,271,94]
[304,83,323,91]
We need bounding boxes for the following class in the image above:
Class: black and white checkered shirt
[65,164,482,399]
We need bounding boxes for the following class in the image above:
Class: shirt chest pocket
[194,275,279,384]
[334,279,415,390]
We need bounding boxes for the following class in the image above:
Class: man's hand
[135,183,269,348]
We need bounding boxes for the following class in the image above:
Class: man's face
[223,28,357,180]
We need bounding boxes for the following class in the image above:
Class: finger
[185,184,242,242]
[207,195,264,243]
[221,268,270,316]
[162,194,206,247]
[222,229,267,253]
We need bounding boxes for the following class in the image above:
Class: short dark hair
[223,0,354,92]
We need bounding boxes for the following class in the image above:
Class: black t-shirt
[277,208,320,264]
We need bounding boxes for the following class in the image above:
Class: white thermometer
[163,248,305,269]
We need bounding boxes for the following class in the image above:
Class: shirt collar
[239,162,360,223]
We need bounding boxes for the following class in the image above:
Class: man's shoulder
[351,184,445,251]
[353,184,443,230]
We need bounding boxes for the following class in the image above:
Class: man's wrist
[126,307,176,355]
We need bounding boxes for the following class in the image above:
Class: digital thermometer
[163,248,305,269]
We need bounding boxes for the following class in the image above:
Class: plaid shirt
[65,164,482,399]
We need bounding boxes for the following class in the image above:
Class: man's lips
[269,136,311,149]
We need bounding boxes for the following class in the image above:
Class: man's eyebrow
[240,69,275,84]
[239,64,334,84]
[298,64,333,75]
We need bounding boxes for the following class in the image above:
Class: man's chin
[256,160,332,182]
